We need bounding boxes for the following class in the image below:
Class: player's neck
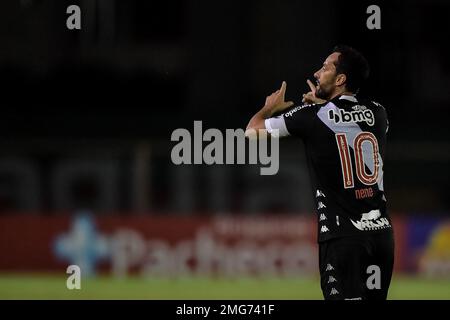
[329,88,355,100]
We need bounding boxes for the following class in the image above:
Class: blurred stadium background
[0,0,449,299]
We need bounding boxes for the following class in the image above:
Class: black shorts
[319,230,394,300]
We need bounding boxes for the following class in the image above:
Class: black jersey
[265,94,392,242]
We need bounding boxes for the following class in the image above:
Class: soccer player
[245,45,394,300]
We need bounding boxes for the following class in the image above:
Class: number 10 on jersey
[335,132,380,189]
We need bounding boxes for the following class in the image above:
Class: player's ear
[335,73,346,87]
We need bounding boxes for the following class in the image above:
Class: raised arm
[245,81,293,138]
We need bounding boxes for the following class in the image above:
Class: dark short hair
[332,45,370,93]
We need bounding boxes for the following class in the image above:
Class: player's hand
[263,81,294,115]
[302,79,326,104]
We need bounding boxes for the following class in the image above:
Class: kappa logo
[328,106,375,126]
[328,276,337,283]
[325,264,334,271]
[320,225,330,233]
[330,288,339,295]
[319,214,327,221]
[316,189,326,197]
[318,202,326,209]
[350,209,391,231]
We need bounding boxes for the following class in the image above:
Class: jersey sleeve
[372,100,389,134]
[264,104,318,139]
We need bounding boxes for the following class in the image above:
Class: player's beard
[316,75,338,101]
[316,85,332,100]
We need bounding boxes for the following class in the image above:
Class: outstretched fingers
[306,79,316,93]
[280,81,287,96]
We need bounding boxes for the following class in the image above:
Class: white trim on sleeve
[264,116,290,138]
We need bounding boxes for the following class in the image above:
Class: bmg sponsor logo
[328,106,375,126]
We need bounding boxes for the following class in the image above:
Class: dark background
[0,0,449,215]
